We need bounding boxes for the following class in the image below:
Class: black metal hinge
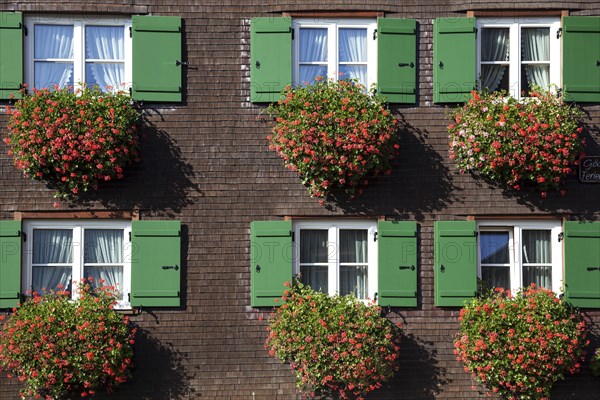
[373,29,377,40]
[558,232,564,242]
[557,28,562,39]
[21,231,26,242]
[291,231,295,242]
[374,232,378,242]
[129,27,132,38]
[23,25,28,36]
[291,28,294,40]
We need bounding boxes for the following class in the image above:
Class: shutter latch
[557,28,562,39]
[374,232,378,242]
[176,60,189,66]
[558,232,564,242]
[373,29,377,40]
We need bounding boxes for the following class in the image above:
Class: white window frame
[24,14,132,92]
[292,220,378,300]
[292,18,377,89]
[477,220,563,294]
[22,219,132,309]
[476,17,560,99]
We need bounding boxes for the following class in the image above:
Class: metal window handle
[399,265,416,271]
[256,264,261,273]
[175,60,188,66]
[596,60,600,67]
[255,61,261,69]
[587,266,600,271]
[438,61,444,69]
[440,264,446,272]
[398,62,415,68]
[162,265,179,271]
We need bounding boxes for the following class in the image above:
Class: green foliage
[267,78,400,201]
[454,285,588,400]
[448,88,585,196]
[591,348,600,378]
[3,85,140,200]
[265,281,401,400]
[0,279,135,399]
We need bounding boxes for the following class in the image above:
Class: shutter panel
[433,18,476,103]
[0,221,21,309]
[250,221,292,307]
[250,17,292,103]
[562,16,600,103]
[564,221,600,308]
[0,12,23,100]
[377,221,417,307]
[132,16,182,102]
[377,18,417,104]
[434,221,477,307]
[131,220,181,307]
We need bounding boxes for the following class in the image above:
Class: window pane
[338,65,367,87]
[34,25,74,59]
[299,28,328,62]
[480,65,509,93]
[300,230,328,263]
[522,28,549,62]
[481,266,510,290]
[522,64,549,92]
[84,229,124,263]
[481,28,509,62]
[480,232,509,264]
[340,230,367,263]
[301,266,328,293]
[85,26,124,60]
[340,265,367,298]
[522,230,551,264]
[84,266,124,293]
[32,266,72,294]
[299,65,328,85]
[34,62,74,89]
[523,265,552,289]
[339,28,367,62]
[33,229,73,264]
[85,62,124,91]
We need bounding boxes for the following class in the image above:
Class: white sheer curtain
[339,230,367,299]
[299,28,328,85]
[522,230,552,289]
[480,28,509,92]
[32,229,73,293]
[34,25,74,89]
[299,230,328,293]
[84,229,124,292]
[522,28,550,89]
[85,26,125,90]
[338,28,367,87]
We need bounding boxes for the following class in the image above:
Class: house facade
[1,0,599,398]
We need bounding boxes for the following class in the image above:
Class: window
[477,18,560,98]
[292,19,377,89]
[24,15,132,92]
[477,220,562,294]
[23,220,132,308]
[293,220,378,300]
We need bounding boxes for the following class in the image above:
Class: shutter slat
[131,220,181,307]
[0,220,22,309]
[433,18,476,103]
[132,15,182,102]
[250,221,292,307]
[0,12,23,100]
[377,18,417,104]
[378,221,418,307]
[250,17,292,103]
[434,221,477,307]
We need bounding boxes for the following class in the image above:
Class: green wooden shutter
[434,221,477,307]
[377,18,417,104]
[0,12,23,100]
[564,221,600,308]
[378,221,417,307]
[131,220,181,307]
[0,221,21,309]
[132,16,182,102]
[250,221,292,307]
[433,18,476,103]
[562,16,600,103]
[250,17,292,103]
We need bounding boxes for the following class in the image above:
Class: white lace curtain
[85,26,125,90]
[522,28,550,89]
[522,230,552,289]
[480,28,509,92]
[34,25,74,89]
[84,229,124,291]
[299,28,328,85]
[338,28,367,87]
[32,229,73,293]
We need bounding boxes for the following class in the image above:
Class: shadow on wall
[95,327,196,400]
[326,114,461,220]
[77,109,201,217]
[369,331,449,400]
